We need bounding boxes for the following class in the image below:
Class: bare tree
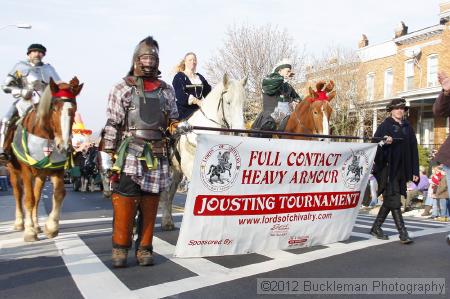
[205,23,305,122]
[303,47,374,138]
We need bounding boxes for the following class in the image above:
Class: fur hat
[273,58,293,73]
[386,98,409,112]
[27,43,46,55]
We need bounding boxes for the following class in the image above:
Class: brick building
[358,2,450,149]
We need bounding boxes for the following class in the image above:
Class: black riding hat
[386,97,409,112]
[27,44,46,55]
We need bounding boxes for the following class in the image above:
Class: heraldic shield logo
[341,149,370,189]
[200,144,241,192]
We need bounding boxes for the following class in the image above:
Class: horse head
[37,77,83,153]
[201,73,247,131]
[286,80,334,139]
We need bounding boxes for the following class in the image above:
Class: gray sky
[0,0,443,131]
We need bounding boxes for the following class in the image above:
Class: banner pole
[189,126,402,141]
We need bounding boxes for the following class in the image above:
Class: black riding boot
[370,205,390,240]
[391,208,413,244]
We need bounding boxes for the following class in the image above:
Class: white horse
[160,74,247,230]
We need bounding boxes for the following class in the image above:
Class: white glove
[176,121,193,134]
[192,98,203,106]
[11,88,33,100]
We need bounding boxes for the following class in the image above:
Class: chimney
[394,21,408,38]
[358,34,369,48]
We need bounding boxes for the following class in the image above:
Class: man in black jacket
[370,98,419,244]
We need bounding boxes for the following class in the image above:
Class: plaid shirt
[103,79,178,193]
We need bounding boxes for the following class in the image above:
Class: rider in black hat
[370,97,419,244]
[0,43,60,162]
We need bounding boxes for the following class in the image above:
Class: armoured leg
[370,205,390,240]
[111,193,139,267]
[135,194,160,266]
[0,104,18,161]
[391,208,413,244]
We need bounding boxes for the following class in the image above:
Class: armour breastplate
[127,88,168,140]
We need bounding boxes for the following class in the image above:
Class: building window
[384,68,393,98]
[366,72,375,101]
[427,54,438,87]
[404,60,414,91]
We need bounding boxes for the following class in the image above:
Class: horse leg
[32,175,46,233]
[45,174,66,238]
[8,167,24,231]
[102,172,112,198]
[80,176,86,192]
[22,168,38,242]
[160,161,182,231]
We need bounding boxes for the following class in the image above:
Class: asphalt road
[0,184,449,299]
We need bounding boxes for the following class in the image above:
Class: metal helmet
[128,36,160,78]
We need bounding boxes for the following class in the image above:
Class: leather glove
[168,121,180,135]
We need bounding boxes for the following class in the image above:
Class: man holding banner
[370,98,419,244]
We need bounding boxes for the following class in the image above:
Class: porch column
[372,109,378,136]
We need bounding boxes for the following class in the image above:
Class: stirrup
[0,152,10,164]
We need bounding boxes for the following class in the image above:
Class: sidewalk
[359,205,449,222]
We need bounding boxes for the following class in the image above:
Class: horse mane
[36,85,53,122]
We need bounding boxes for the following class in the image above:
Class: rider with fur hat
[262,58,302,121]
[102,36,179,267]
[370,97,419,244]
[0,43,60,161]
[250,58,302,136]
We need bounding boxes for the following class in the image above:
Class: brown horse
[284,80,335,140]
[7,77,83,241]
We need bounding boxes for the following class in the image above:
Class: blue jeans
[0,177,7,191]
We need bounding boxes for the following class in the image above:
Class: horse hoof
[34,226,43,233]
[44,226,59,239]
[14,223,24,231]
[161,222,175,231]
[24,233,39,242]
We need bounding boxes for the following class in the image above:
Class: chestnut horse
[8,77,83,241]
[284,80,335,140]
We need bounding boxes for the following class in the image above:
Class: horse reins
[198,89,230,129]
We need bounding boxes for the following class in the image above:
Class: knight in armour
[101,36,179,267]
[0,44,61,161]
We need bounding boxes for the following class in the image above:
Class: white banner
[174,134,377,257]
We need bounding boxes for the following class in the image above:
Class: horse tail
[207,165,214,175]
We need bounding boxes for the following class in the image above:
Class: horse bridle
[31,97,76,136]
[294,101,327,135]
[198,89,230,129]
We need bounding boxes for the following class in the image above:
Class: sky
[0,0,444,132]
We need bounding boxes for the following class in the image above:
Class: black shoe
[0,152,9,164]
[392,208,413,244]
[370,206,390,240]
[370,227,389,240]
